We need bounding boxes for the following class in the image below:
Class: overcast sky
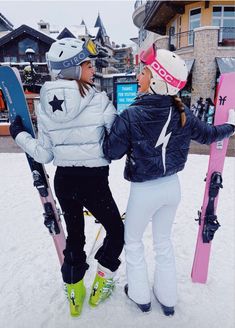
[0,0,139,45]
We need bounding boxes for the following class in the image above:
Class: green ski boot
[66,279,86,317]
[89,264,115,307]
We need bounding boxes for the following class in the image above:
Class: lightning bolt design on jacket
[155,107,172,174]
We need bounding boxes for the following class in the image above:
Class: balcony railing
[169,30,194,50]
[218,27,235,47]
[169,27,235,50]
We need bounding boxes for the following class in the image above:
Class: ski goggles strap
[49,39,98,70]
[140,45,187,89]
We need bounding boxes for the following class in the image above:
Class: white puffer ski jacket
[15,80,117,167]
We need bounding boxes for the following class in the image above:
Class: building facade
[0,24,54,92]
[113,45,134,73]
[132,0,235,106]
[0,13,135,90]
[0,12,136,127]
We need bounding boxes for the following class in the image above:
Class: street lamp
[25,47,35,90]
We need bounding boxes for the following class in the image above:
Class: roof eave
[0,24,55,47]
[143,1,197,34]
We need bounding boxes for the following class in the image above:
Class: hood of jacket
[39,79,96,123]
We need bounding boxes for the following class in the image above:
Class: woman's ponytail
[172,95,186,127]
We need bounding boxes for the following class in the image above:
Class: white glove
[226,108,235,126]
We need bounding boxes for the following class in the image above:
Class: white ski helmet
[140,44,188,95]
[46,37,98,79]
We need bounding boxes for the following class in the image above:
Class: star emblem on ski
[0,65,66,270]
[49,95,64,112]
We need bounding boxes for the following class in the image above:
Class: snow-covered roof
[36,14,108,42]
[0,30,11,38]
[70,25,87,37]
[87,27,99,39]
[0,13,14,30]
[37,24,59,39]
[38,24,100,40]
[48,31,59,39]
[0,62,47,66]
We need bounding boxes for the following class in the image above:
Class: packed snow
[0,153,234,328]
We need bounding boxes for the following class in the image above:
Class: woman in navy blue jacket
[103,45,235,315]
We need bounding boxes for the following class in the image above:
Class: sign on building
[114,82,138,113]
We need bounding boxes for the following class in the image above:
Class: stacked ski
[0,66,66,265]
[191,72,235,283]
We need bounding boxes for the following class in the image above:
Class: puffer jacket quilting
[103,94,234,182]
[16,79,117,167]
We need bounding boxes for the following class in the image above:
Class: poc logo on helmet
[151,61,173,84]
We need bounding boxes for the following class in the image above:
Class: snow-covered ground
[0,153,234,328]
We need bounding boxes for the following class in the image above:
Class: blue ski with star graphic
[0,65,66,265]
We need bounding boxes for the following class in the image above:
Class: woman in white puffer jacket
[18,78,116,167]
[10,38,124,317]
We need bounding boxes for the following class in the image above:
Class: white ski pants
[124,174,181,306]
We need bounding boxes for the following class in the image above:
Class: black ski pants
[54,167,124,284]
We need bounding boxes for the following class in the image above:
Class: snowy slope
[0,154,234,328]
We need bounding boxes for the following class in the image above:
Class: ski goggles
[49,39,98,70]
[140,44,187,90]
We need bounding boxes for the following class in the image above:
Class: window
[169,18,180,50]
[3,56,17,63]
[212,6,235,42]
[18,38,38,56]
[188,8,201,45]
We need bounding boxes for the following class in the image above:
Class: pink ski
[191,72,235,283]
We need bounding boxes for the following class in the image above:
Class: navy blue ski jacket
[103,94,234,182]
